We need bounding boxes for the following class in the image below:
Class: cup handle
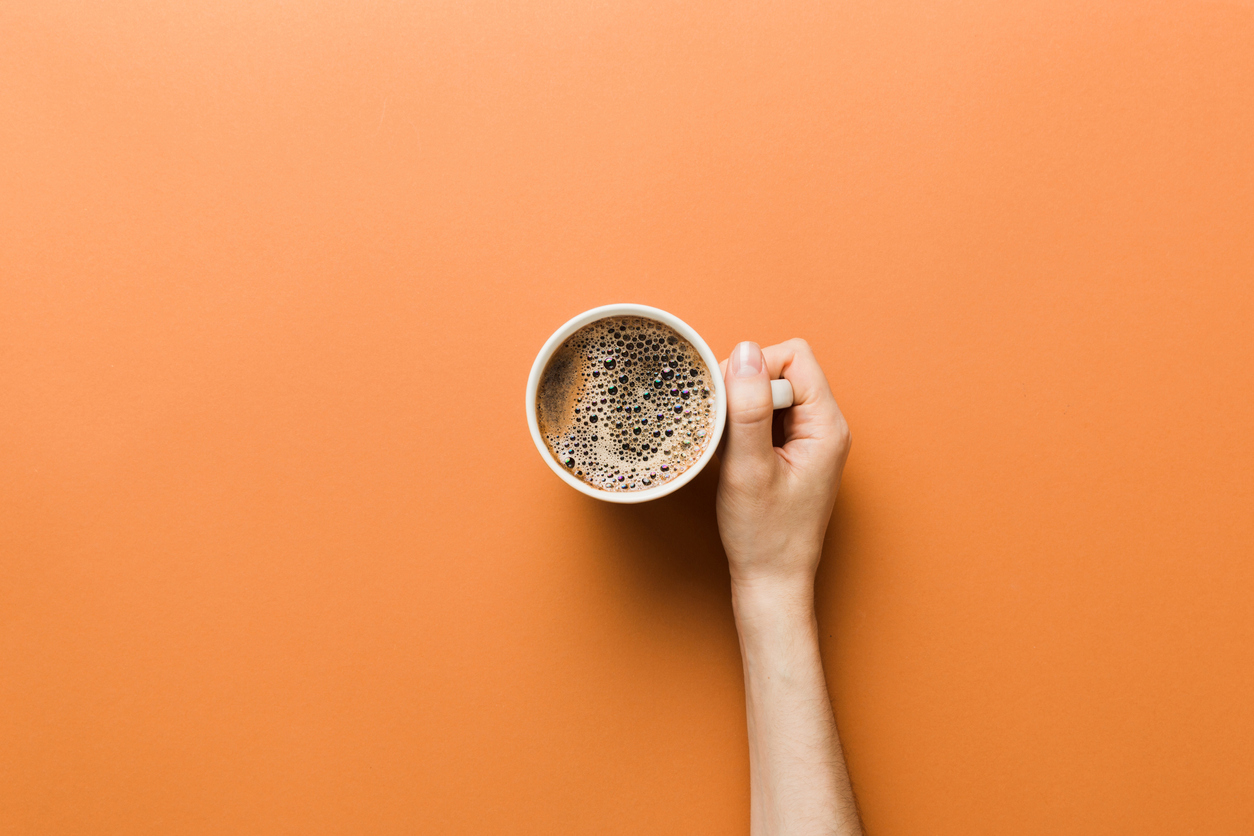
[770,378,794,410]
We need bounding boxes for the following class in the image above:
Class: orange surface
[2,1,1252,833]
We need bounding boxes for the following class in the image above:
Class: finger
[762,338,834,405]
[722,341,776,471]
[761,339,843,444]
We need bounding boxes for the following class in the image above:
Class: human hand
[716,340,851,598]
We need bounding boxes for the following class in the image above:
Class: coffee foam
[536,316,716,492]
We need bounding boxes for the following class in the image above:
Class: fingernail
[732,341,762,377]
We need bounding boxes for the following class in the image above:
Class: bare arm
[717,339,862,836]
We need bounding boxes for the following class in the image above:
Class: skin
[716,339,862,836]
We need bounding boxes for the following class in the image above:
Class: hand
[716,339,851,595]
[716,340,863,836]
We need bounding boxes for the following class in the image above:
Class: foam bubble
[536,316,716,492]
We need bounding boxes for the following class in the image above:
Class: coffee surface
[536,316,716,492]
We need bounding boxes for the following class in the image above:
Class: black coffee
[536,316,716,492]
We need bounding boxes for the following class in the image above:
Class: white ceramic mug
[525,303,793,504]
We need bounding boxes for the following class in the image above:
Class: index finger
[761,338,844,443]
[762,339,837,406]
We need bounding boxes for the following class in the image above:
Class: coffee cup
[525,303,793,503]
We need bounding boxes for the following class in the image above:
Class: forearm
[733,576,862,836]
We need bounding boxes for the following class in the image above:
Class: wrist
[731,575,816,629]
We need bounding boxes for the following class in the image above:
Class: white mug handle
[771,378,794,410]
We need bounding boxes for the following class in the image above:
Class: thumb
[722,341,775,470]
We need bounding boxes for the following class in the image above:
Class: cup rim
[525,303,727,504]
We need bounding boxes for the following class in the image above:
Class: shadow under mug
[526,303,793,504]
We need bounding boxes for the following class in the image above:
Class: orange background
[2,1,1252,833]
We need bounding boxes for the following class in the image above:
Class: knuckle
[829,414,852,447]
[728,402,773,426]
[834,429,852,459]
[812,399,841,425]
[786,337,813,356]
